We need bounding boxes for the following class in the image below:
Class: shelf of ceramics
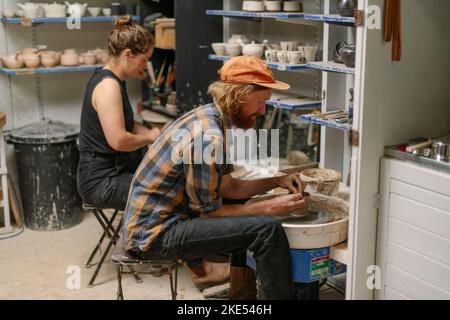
[0,16,139,26]
[0,64,103,76]
[267,93,321,110]
[206,10,355,25]
[209,54,310,71]
[300,114,351,132]
[306,61,355,74]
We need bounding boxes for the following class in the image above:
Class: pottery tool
[156,58,167,88]
[146,61,156,86]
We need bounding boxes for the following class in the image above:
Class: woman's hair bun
[115,15,133,28]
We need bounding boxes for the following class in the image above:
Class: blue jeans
[135,215,296,300]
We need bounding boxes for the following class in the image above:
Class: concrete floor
[0,211,344,300]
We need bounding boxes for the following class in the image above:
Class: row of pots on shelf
[0,48,109,69]
[211,35,318,62]
[3,2,136,19]
[242,1,302,12]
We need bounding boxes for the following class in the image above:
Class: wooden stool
[111,239,179,300]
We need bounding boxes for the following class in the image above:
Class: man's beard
[231,110,257,129]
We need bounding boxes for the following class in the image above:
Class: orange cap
[219,56,290,90]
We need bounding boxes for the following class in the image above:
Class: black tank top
[78,69,134,155]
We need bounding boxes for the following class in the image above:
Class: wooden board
[8,176,22,228]
[0,112,5,128]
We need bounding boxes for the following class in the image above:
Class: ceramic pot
[17,3,41,19]
[333,41,348,64]
[61,52,79,66]
[3,9,15,18]
[101,8,111,16]
[228,34,250,45]
[224,43,242,57]
[283,1,302,12]
[81,52,96,65]
[41,55,58,68]
[41,3,66,18]
[238,40,269,58]
[211,43,226,56]
[23,55,41,68]
[265,1,281,11]
[340,44,356,68]
[87,7,101,17]
[337,0,357,17]
[65,2,87,17]
[0,54,24,69]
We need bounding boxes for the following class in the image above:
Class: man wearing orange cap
[122,56,307,299]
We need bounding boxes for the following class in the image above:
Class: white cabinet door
[377,158,450,300]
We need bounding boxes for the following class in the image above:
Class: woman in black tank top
[77,16,160,210]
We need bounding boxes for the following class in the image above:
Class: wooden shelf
[0,16,139,25]
[306,61,355,74]
[206,10,355,25]
[208,54,310,71]
[300,114,351,131]
[0,64,103,76]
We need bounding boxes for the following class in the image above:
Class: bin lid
[7,119,80,144]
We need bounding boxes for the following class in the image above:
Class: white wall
[350,0,450,299]
[0,0,142,181]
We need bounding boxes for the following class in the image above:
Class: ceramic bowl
[243,1,265,12]
[87,7,101,17]
[1,55,24,69]
[225,43,242,57]
[211,43,226,56]
[101,8,111,16]
[14,9,24,17]
[23,55,41,69]
[3,9,15,18]
[283,1,302,12]
[265,1,281,11]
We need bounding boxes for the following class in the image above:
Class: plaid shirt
[123,104,233,252]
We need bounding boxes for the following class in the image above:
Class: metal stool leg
[116,264,124,300]
[88,213,122,287]
[128,265,143,283]
[169,263,178,300]
[86,209,119,268]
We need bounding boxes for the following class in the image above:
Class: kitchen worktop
[385,145,450,175]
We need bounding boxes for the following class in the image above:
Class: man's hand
[261,193,306,216]
[275,173,302,194]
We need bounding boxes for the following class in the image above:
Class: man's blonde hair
[208,81,267,114]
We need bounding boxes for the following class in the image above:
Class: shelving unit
[0,16,139,25]
[0,64,103,76]
[207,0,362,300]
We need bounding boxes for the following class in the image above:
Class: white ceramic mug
[288,51,303,64]
[265,50,278,63]
[277,50,290,64]
[280,41,297,51]
[298,46,318,62]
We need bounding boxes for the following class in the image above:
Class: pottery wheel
[274,210,338,225]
